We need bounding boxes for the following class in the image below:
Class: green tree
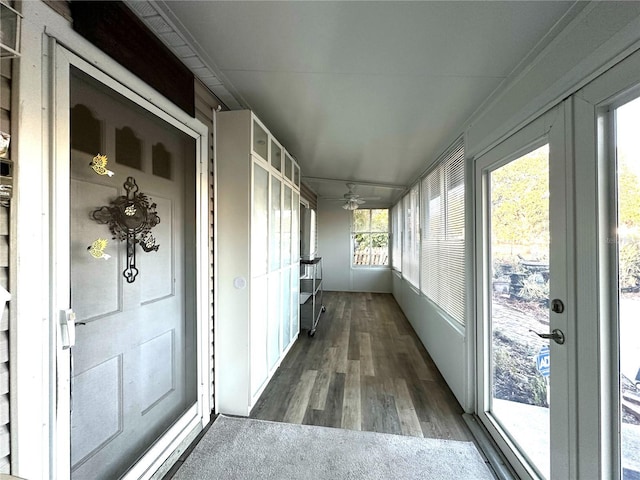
[618,156,640,289]
[490,146,550,259]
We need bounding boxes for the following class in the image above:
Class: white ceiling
[145,1,578,206]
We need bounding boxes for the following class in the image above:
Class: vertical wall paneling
[194,79,224,408]
[0,55,11,473]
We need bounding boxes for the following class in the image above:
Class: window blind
[402,184,420,287]
[420,139,465,324]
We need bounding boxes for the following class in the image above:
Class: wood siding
[0,56,11,474]
[194,79,225,409]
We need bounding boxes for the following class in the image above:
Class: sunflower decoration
[90,154,115,177]
[88,238,111,260]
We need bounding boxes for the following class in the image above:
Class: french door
[573,47,640,479]
[475,105,572,479]
[476,47,640,478]
[52,43,210,479]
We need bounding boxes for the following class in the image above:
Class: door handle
[60,309,77,349]
[530,328,565,345]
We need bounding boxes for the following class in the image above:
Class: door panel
[69,66,197,480]
[139,194,174,303]
[476,105,570,479]
[70,180,121,320]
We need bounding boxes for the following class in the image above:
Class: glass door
[613,96,640,478]
[476,105,570,479]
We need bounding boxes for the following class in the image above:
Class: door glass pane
[294,163,300,187]
[268,272,281,370]
[251,276,268,396]
[252,163,269,276]
[285,153,293,181]
[270,176,281,271]
[292,192,300,263]
[282,267,291,350]
[271,140,282,172]
[489,145,550,478]
[291,266,299,343]
[283,186,292,266]
[252,120,268,160]
[615,97,640,478]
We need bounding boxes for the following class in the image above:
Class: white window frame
[391,202,403,272]
[402,185,420,287]
[351,208,390,268]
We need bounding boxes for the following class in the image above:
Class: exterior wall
[0,56,11,474]
[317,199,391,293]
[194,79,224,409]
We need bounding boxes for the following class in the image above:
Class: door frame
[572,47,640,479]
[50,40,212,479]
[473,104,575,479]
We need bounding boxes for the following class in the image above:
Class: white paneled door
[53,45,209,480]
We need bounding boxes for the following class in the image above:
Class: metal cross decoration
[91,176,160,283]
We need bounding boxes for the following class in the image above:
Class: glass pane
[252,163,269,276]
[615,97,640,478]
[282,268,291,350]
[292,192,300,262]
[294,163,300,187]
[271,140,282,172]
[371,233,389,266]
[268,272,281,370]
[283,186,292,266]
[353,209,370,232]
[290,266,299,343]
[250,276,268,396]
[371,209,388,232]
[353,233,371,266]
[253,120,268,160]
[285,153,293,181]
[270,176,281,271]
[489,145,550,478]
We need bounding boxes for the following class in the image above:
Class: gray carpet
[173,415,494,479]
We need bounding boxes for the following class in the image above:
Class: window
[420,138,465,324]
[402,184,420,286]
[391,202,402,271]
[352,209,389,267]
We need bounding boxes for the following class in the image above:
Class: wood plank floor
[250,291,471,441]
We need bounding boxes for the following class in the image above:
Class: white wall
[317,199,391,293]
[392,273,467,406]
[466,2,640,158]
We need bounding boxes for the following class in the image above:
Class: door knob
[530,328,565,345]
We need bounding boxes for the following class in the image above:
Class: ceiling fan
[326,183,380,210]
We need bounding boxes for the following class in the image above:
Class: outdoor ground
[493,292,640,424]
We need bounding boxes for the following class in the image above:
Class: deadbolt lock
[551,299,565,314]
